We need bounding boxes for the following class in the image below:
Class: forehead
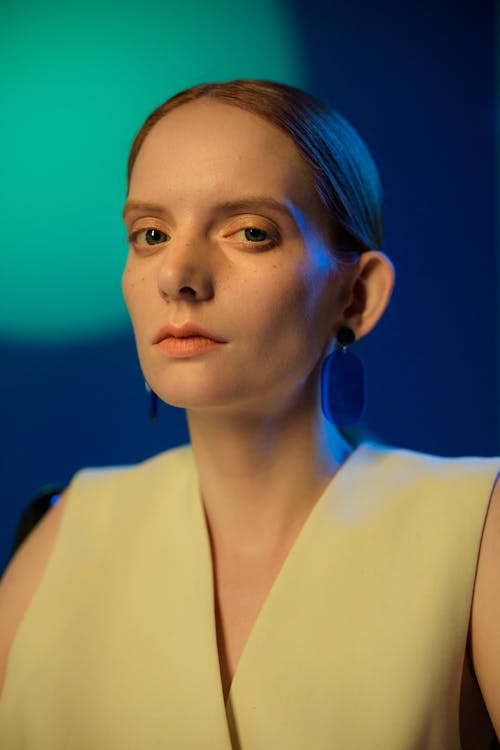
[128,99,318,211]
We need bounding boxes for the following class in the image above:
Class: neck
[186,400,352,559]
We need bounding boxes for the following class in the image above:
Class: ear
[341,251,395,340]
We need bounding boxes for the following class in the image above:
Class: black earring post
[336,327,356,349]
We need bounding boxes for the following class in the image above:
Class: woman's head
[127,79,383,261]
[122,81,393,418]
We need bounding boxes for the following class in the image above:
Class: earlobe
[342,251,395,340]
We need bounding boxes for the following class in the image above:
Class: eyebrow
[214,197,296,220]
[122,197,297,222]
[122,200,168,219]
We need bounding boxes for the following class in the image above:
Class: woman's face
[122,99,350,418]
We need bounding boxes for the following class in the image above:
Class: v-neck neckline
[191,442,367,712]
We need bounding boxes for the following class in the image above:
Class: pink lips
[153,324,226,359]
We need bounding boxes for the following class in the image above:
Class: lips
[152,323,226,358]
[152,323,225,345]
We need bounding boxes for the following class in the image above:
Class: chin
[153,381,240,412]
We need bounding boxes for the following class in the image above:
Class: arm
[471,473,500,737]
[0,492,68,698]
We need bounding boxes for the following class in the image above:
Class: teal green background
[0,0,305,342]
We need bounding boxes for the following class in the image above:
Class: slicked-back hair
[127,79,383,259]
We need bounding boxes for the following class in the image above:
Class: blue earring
[320,327,366,427]
[145,382,158,422]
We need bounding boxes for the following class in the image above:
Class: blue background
[1,0,498,575]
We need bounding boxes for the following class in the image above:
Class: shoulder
[361,440,499,473]
[70,443,194,497]
[344,443,500,577]
[0,443,193,698]
[56,444,195,523]
[363,443,500,736]
[471,469,500,737]
[355,442,499,505]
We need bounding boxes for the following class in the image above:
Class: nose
[157,233,214,302]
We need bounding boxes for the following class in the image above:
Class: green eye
[243,227,268,242]
[131,228,168,246]
[232,225,279,250]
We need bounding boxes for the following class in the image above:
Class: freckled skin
[122,100,350,420]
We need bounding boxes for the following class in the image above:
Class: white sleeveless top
[0,442,498,748]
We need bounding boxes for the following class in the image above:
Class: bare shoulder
[471,471,500,737]
[0,492,69,697]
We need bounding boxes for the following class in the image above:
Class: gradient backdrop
[1,0,498,574]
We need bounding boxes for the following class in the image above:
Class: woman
[0,80,499,749]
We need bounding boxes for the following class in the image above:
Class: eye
[233,226,278,249]
[241,227,268,242]
[129,228,169,247]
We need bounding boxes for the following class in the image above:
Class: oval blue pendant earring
[320,327,366,427]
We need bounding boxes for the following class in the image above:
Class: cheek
[247,268,332,349]
[278,259,336,324]
[121,257,135,303]
[121,262,146,320]
[121,279,152,363]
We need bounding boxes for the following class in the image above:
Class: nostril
[179,286,197,297]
